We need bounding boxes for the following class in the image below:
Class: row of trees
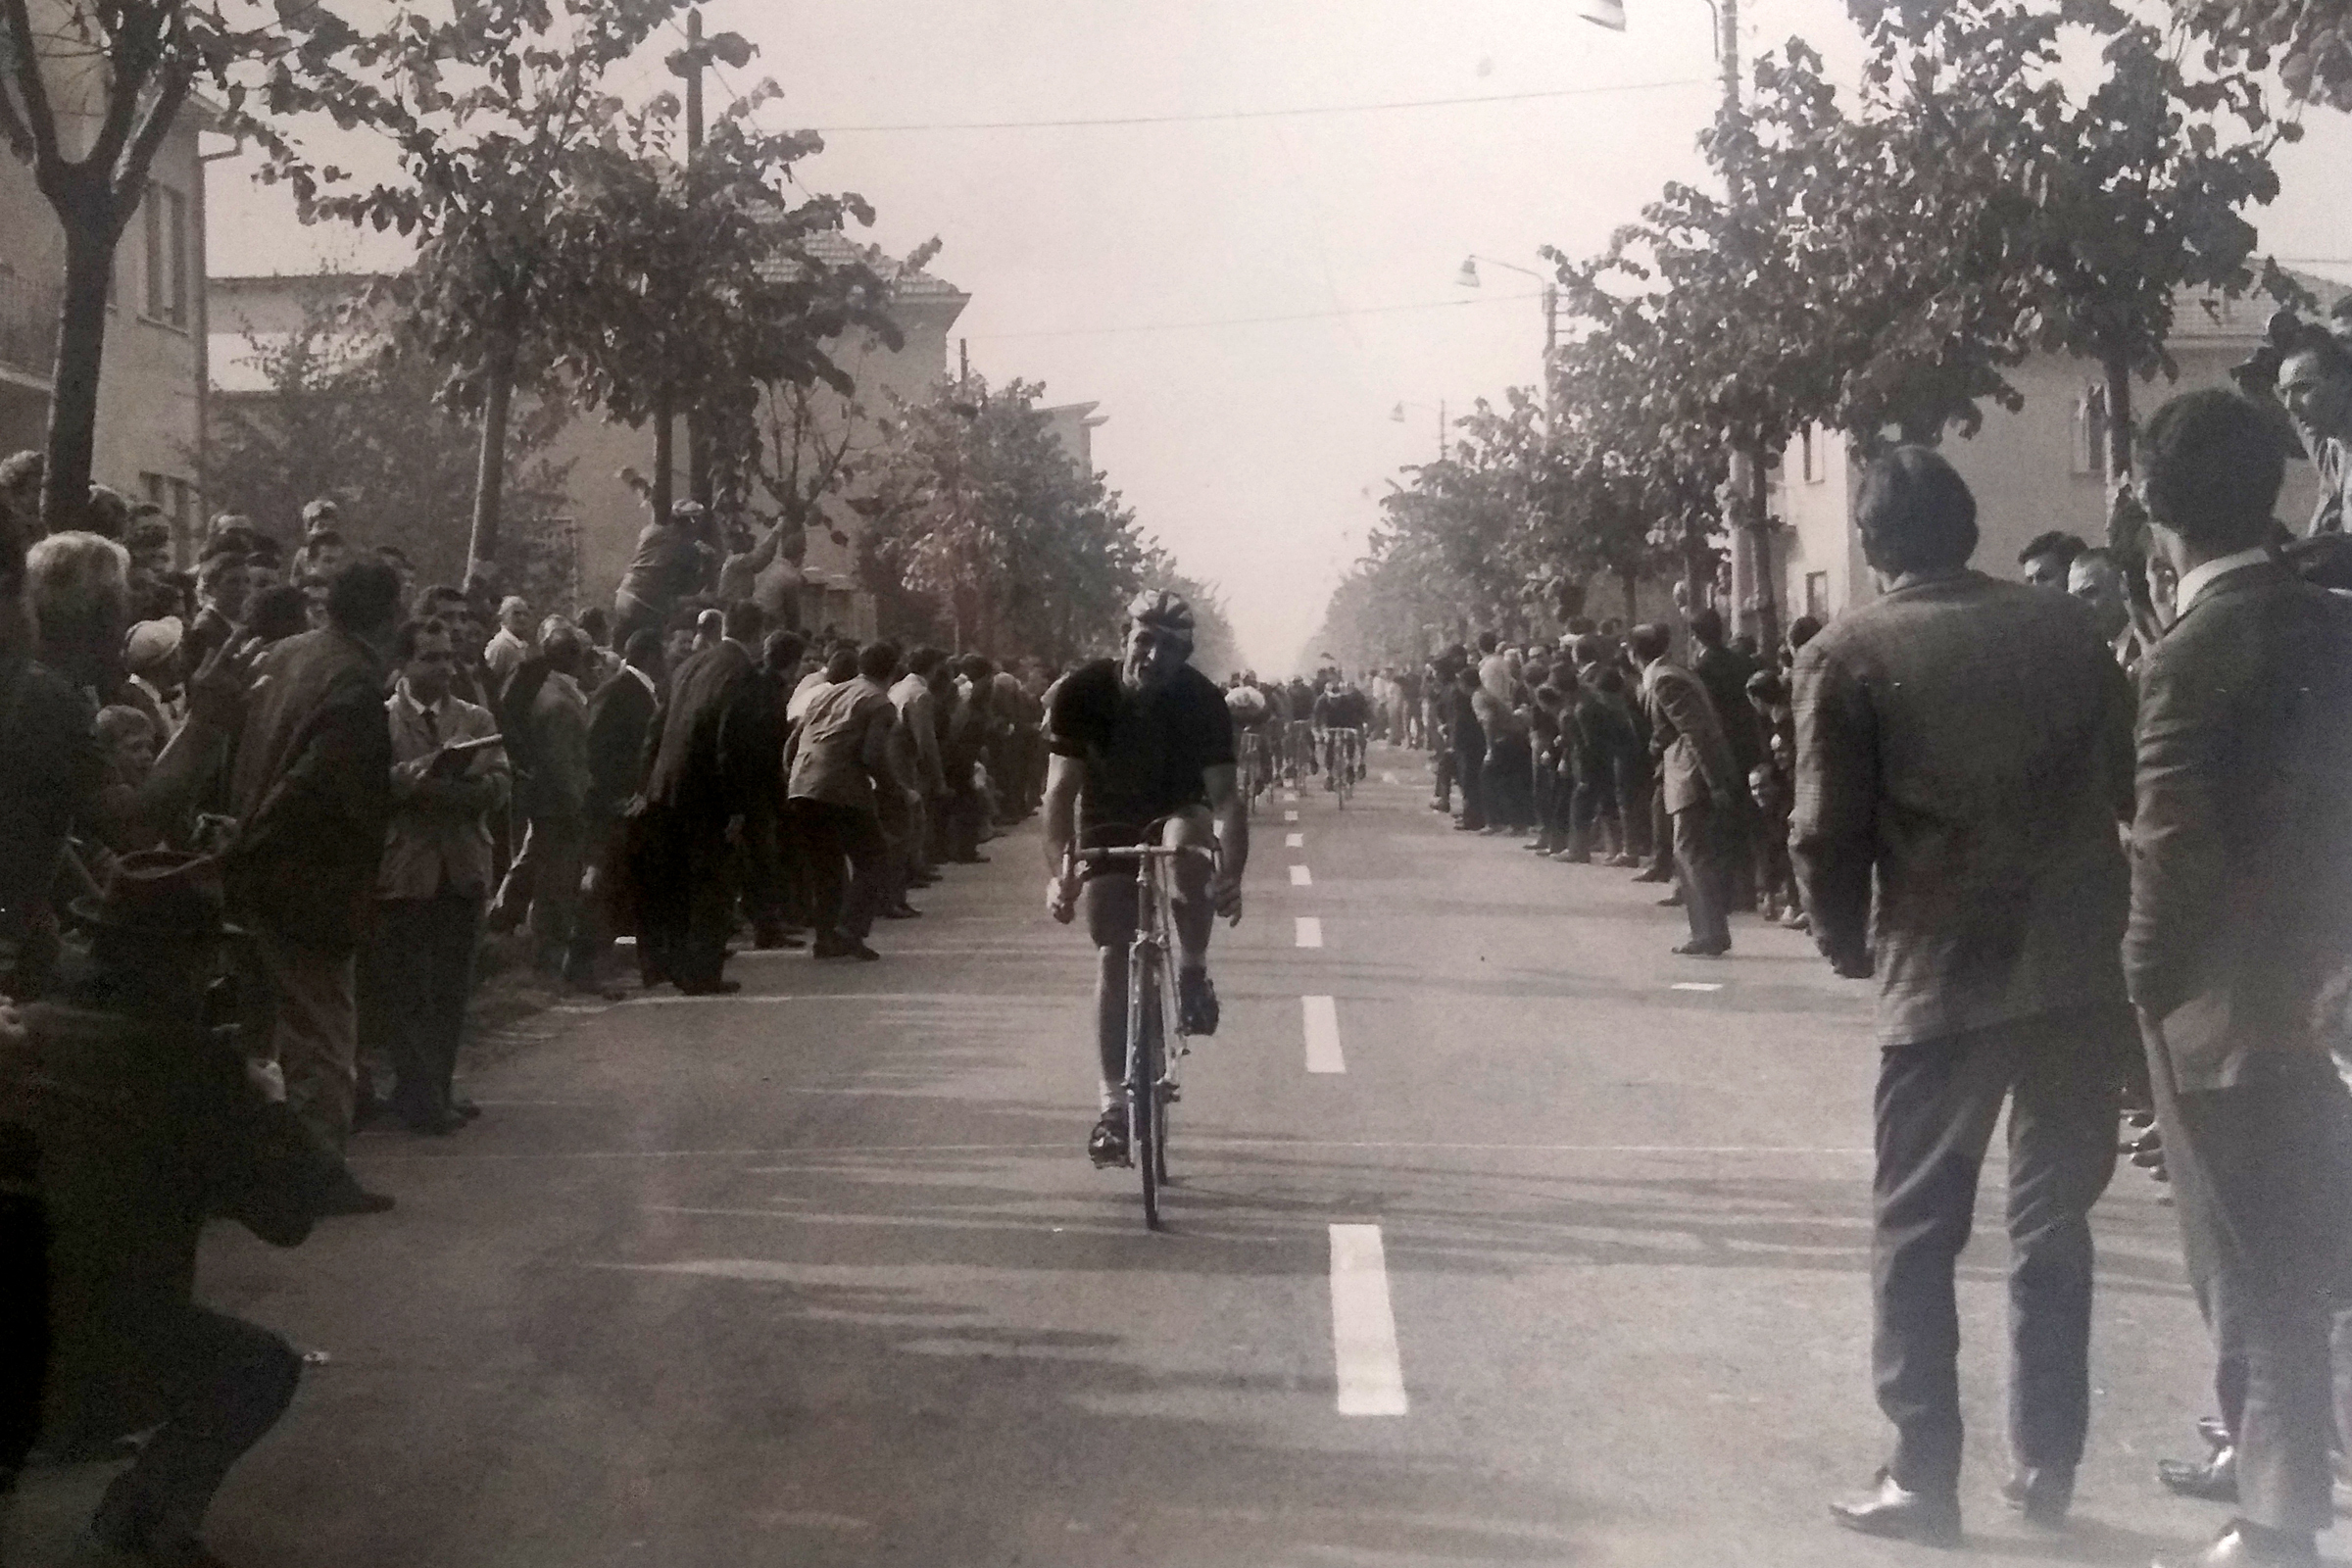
[4,0,1232,674]
[854,371,1239,674]
[1315,0,2339,665]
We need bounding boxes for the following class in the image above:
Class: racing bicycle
[1064,829,1217,1230]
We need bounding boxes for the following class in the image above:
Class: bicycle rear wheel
[1131,959,1163,1229]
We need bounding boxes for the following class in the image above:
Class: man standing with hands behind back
[1793,446,2137,1546]
[2130,390,2352,1568]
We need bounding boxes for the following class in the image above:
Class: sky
[206,0,2352,674]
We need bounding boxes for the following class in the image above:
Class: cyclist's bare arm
[1203,761,1248,921]
[1044,754,1085,919]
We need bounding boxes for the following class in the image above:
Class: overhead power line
[967,291,1545,342]
[802,79,1710,134]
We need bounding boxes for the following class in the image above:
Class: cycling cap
[1127,588,1196,637]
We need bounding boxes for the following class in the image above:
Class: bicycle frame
[1069,827,1216,1230]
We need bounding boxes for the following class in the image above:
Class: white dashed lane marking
[1285,832,1304,849]
[1302,996,1344,1073]
[1284,809,1299,823]
[1295,916,1323,949]
[1330,1224,1408,1416]
[1290,865,1313,887]
[1669,982,1724,993]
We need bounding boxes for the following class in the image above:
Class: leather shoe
[2002,1465,2075,1526]
[1632,866,1674,883]
[879,904,922,919]
[1671,940,1729,957]
[1829,1469,1960,1547]
[2152,1522,2319,1567]
[2198,1417,2232,1451]
[2158,1449,2239,1504]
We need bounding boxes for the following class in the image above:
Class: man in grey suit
[1794,446,2137,1545]
[2131,390,2352,1568]
[1629,621,1739,956]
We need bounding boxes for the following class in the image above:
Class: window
[2071,384,2107,476]
[1805,571,1829,620]
[143,185,187,327]
[140,471,195,562]
[1800,426,1822,484]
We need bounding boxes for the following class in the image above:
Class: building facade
[0,94,213,561]
[1776,279,2344,621]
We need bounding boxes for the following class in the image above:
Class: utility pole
[682,7,712,516]
[1712,0,1780,655]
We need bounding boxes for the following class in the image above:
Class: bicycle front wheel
[1132,959,1163,1230]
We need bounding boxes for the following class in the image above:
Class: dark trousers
[1570,769,1621,859]
[1432,748,1454,809]
[1452,745,1487,830]
[791,798,888,942]
[632,806,738,990]
[91,1307,301,1542]
[1646,778,1673,876]
[2151,1046,2352,1535]
[369,893,482,1119]
[497,814,582,971]
[1670,801,1732,950]
[1483,735,1533,831]
[1872,1006,2122,1495]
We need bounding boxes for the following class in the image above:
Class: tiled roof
[760,229,965,303]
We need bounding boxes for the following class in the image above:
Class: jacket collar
[2173,548,2278,620]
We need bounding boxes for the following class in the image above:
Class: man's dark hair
[762,629,807,673]
[577,605,611,642]
[2141,387,2285,553]
[1787,613,1823,652]
[622,628,663,670]
[1689,606,1726,647]
[1475,631,1499,656]
[858,640,902,682]
[723,599,765,644]
[1570,633,1605,668]
[247,584,309,642]
[325,558,402,635]
[1626,622,1671,664]
[397,615,452,662]
[959,654,996,681]
[823,645,858,682]
[906,645,946,678]
[1854,446,1980,575]
[2017,530,2087,570]
[416,583,462,614]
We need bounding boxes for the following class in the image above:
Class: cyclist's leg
[1161,808,1220,1035]
[1082,862,1143,1137]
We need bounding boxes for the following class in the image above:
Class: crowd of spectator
[0,470,1059,1565]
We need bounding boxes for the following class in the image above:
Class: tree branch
[0,0,62,172]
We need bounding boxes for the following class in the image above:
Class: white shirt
[2174,546,2271,619]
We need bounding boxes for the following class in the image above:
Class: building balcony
[0,270,60,387]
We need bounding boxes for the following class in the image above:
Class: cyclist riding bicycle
[1044,590,1250,1167]
[1311,680,1369,785]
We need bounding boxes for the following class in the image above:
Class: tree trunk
[1620,569,1639,624]
[466,331,517,581]
[2102,351,2133,485]
[41,216,117,536]
[652,385,674,529]
[687,411,712,512]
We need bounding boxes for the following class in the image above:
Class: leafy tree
[0,0,304,532]
[855,374,1155,665]
[204,283,576,605]
[247,0,690,575]
[552,84,902,546]
[2177,0,2352,111]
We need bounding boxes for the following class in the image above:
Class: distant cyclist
[1043,590,1250,1166]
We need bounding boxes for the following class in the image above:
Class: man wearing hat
[122,617,186,737]
[13,851,339,1567]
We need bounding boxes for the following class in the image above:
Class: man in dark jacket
[630,601,776,994]
[223,561,398,1183]
[2131,391,2352,1568]
[16,852,340,1567]
[1796,447,2135,1546]
[569,630,663,991]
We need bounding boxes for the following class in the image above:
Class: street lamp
[1393,399,1447,464]
[1457,254,1560,408]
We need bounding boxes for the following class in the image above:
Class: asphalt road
[10,745,2330,1567]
